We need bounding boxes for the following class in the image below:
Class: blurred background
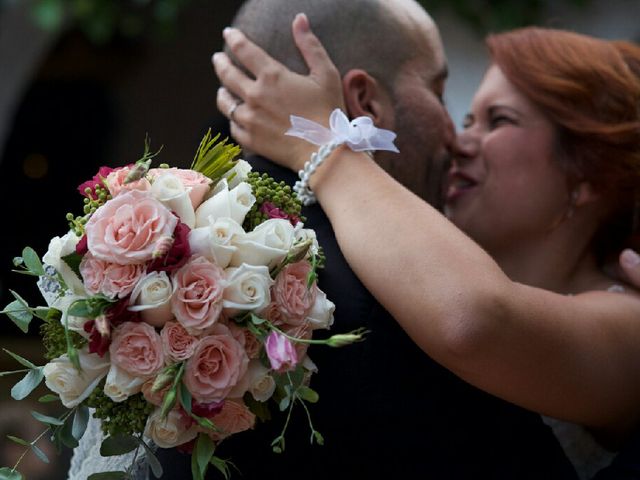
[0,0,638,477]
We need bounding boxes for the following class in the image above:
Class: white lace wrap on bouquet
[285,108,399,205]
[68,411,152,480]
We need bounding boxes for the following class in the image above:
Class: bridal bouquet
[0,132,364,480]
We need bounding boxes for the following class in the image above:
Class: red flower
[148,221,191,273]
[260,202,300,226]
[75,235,88,255]
[77,166,115,199]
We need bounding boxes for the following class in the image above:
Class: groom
[158,0,578,478]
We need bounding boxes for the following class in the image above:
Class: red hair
[486,27,640,255]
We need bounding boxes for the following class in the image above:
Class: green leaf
[0,370,29,378]
[2,300,32,333]
[6,435,30,446]
[11,368,44,400]
[0,466,23,480]
[191,450,204,480]
[297,386,319,403]
[87,472,127,480]
[140,440,163,478]
[313,430,325,446]
[178,382,192,415]
[30,443,50,464]
[194,433,215,478]
[67,300,92,318]
[12,256,24,267]
[38,394,59,403]
[22,247,44,276]
[210,456,234,480]
[72,405,90,441]
[59,413,79,449]
[61,252,83,279]
[31,410,64,426]
[100,434,139,456]
[250,313,266,325]
[278,395,290,412]
[2,350,36,369]
[33,307,53,321]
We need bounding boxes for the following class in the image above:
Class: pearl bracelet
[293,141,341,206]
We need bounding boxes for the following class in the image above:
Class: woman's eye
[489,115,513,129]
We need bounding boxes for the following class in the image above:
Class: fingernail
[296,13,310,32]
[621,248,640,268]
[222,27,235,37]
[212,52,221,63]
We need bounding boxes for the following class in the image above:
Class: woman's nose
[452,130,479,165]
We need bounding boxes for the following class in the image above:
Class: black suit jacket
[592,429,640,480]
[157,156,577,479]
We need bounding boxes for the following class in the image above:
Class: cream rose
[149,167,212,209]
[144,408,199,448]
[231,360,276,402]
[85,190,178,265]
[104,364,145,402]
[195,179,255,227]
[188,217,245,269]
[151,173,196,228]
[42,231,85,296]
[222,160,252,189]
[183,323,249,403]
[231,219,295,268]
[306,288,335,330]
[294,225,320,257]
[171,256,225,334]
[223,264,273,316]
[43,348,110,408]
[128,271,174,327]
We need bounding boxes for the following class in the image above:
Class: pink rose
[264,331,298,373]
[80,253,146,298]
[161,321,200,362]
[261,302,286,327]
[183,323,248,403]
[272,261,317,325]
[207,398,255,442]
[110,322,165,377]
[282,322,312,361]
[106,166,152,197]
[149,168,212,209]
[85,190,178,265]
[142,378,170,407]
[171,256,225,334]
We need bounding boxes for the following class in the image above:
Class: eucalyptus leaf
[30,443,50,464]
[3,300,32,333]
[31,410,64,426]
[11,368,44,400]
[6,435,30,446]
[100,434,139,456]
[0,467,23,480]
[87,472,127,480]
[72,405,90,441]
[278,396,290,412]
[22,247,44,276]
[38,394,59,403]
[33,307,53,321]
[59,413,79,449]
[3,348,38,370]
[140,440,163,478]
[297,386,319,403]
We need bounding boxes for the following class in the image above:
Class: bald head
[231,0,436,91]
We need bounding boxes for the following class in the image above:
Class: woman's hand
[214,13,346,172]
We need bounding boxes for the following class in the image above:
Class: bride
[214,15,640,478]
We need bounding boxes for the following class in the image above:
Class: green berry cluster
[243,172,305,231]
[40,317,86,360]
[85,387,153,437]
[66,184,112,236]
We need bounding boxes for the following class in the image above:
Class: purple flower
[264,331,298,373]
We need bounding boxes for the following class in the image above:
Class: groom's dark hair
[230,0,422,91]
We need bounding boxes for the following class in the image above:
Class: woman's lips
[446,171,478,202]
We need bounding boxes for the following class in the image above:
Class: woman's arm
[214,15,640,432]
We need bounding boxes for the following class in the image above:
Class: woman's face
[445,65,570,253]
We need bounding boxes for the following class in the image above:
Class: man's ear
[573,181,600,208]
[342,69,394,126]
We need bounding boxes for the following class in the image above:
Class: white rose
[128,271,174,327]
[151,173,196,228]
[42,231,85,296]
[306,288,335,330]
[188,217,245,269]
[246,361,276,402]
[223,160,252,189]
[104,364,145,402]
[144,408,198,448]
[231,219,296,268]
[43,348,110,408]
[195,179,255,227]
[294,224,320,257]
[223,264,273,315]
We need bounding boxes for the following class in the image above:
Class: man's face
[375,14,454,209]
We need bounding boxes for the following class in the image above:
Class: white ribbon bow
[285,108,399,153]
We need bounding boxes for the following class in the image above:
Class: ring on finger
[228,99,243,122]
